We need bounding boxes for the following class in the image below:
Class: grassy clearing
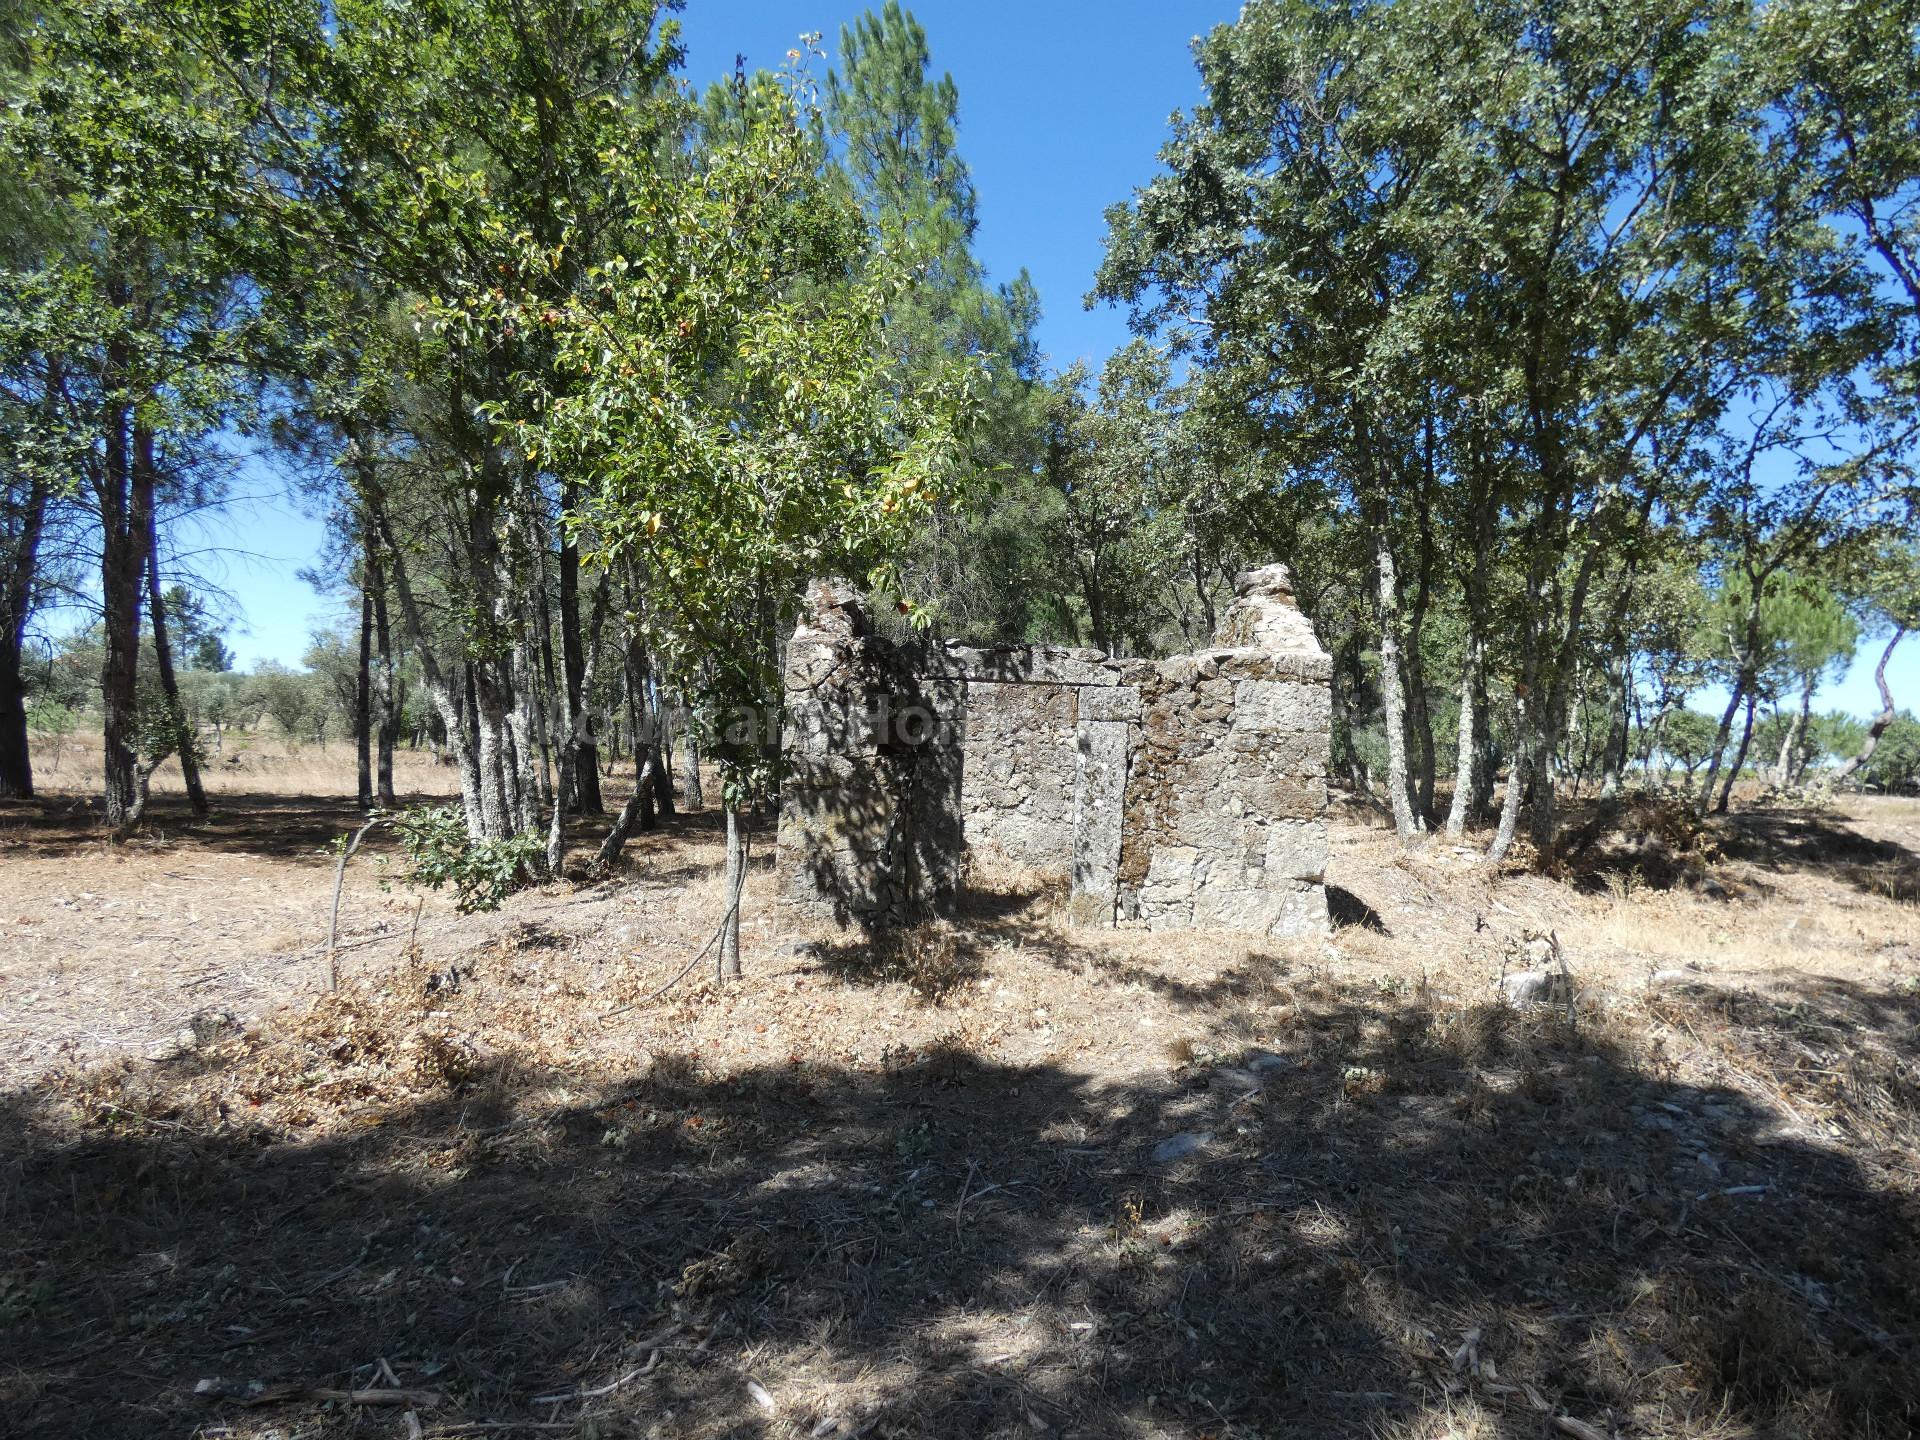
[1,774,1917,1439]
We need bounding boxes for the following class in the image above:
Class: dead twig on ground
[326,815,389,992]
[243,1383,440,1408]
[529,1349,662,1406]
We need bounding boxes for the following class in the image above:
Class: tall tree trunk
[368,543,397,807]
[718,802,743,982]
[0,471,49,800]
[462,453,521,839]
[1087,587,1109,659]
[1407,678,1436,824]
[592,749,656,871]
[1829,627,1907,790]
[645,674,676,819]
[1470,667,1496,816]
[1444,495,1491,836]
[510,635,548,833]
[1444,632,1484,837]
[98,373,144,836]
[458,664,487,827]
[138,429,206,818]
[0,638,30,801]
[1697,584,1765,817]
[1597,640,1633,800]
[1774,678,1814,789]
[523,507,556,828]
[557,481,603,814]
[622,626,660,834]
[369,490,484,834]
[473,660,516,839]
[1716,689,1759,815]
[1371,521,1421,838]
[1406,420,1438,823]
[1488,697,1530,865]
[546,709,576,875]
[681,703,705,810]
[355,582,374,811]
[548,575,610,874]
[1696,679,1747,817]
[1488,528,1552,866]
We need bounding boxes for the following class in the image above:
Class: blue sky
[201,0,1910,719]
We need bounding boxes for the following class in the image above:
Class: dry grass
[2,762,1918,1439]
[25,730,468,799]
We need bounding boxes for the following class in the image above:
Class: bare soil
[2,747,1917,1439]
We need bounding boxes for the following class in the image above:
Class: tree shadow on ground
[1545,794,1920,906]
[0,785,727,876]
[1712,807,1920,905]
[5,960,1916,1439]
[1551,794,1920,906]
[0,791,455,864]
[803,879,1291,1012]
[1550,794,1734,897]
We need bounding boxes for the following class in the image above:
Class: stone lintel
[939,643,1121,687]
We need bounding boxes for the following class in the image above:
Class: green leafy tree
[1660,709,1725,781]
[1037,343,1211,655]
[1859,713,1920,791]
[1094,0,1898,855]
[824,4,1048,640]
[2,0,262,829]
[1831,540,1920,787]
[535,60,982,976]
[246,662,316,747]
[162,585,232,672]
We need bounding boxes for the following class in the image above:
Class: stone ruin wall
[776,565,1331,940]
[775,579,967,928]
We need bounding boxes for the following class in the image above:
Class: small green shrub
[392,805,543,913]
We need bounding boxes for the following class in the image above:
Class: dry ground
[2,745,1917,1439]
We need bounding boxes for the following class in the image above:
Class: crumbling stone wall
[928,645,1135,870]
[1115,571,1332,936]
[775,580,965,927]
[775,565,1331,939]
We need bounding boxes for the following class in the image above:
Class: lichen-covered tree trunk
[681,712,705,810]
[1406,456,1438,824]
[472,668,516,839]
[1444,502,1491,835]
[508,637,547,835]
[718,802,744,982]
[355,583,374,811]
[369,546,397,808]
[1715,688,1759,814]
[547,575,609,874]
[1829,627,1906,791]
[1774,678,1814,788]
[98,379,145,836]
[1445,627,1484,836]
[1371,520,1422,839]
[1597,639,1633,800]
[1488,534,1551,866]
